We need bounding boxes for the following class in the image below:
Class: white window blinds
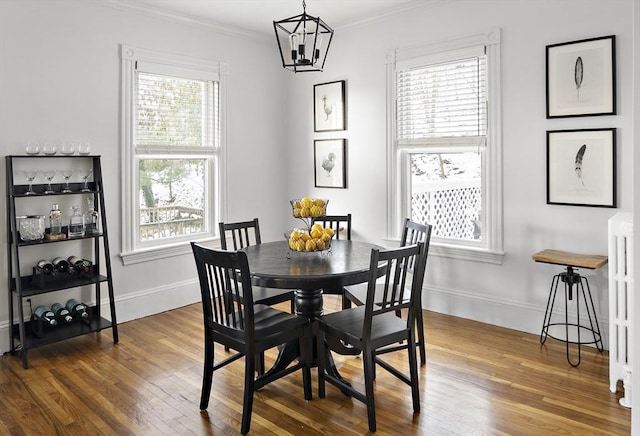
[135,69,218,149]
[397,49,487,145]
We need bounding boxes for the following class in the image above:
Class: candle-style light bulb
[289,33,298,62]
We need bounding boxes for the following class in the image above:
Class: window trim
[119,44,228,265]
[386,28,504,264]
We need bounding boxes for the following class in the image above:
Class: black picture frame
[314,80,346,132]
[314,139,346,188]
[546,128,616,207]
[546,35,616,118]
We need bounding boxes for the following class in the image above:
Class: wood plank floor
[0,297,631,435]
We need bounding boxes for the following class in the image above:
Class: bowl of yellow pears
[287,223,335,252]
[290,197,328,218]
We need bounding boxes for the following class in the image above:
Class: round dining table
[243,239,384,384]
[243,239,383,317]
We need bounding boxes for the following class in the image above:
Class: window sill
[429,243,504,264]
[119,237,218,265]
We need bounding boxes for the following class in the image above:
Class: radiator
[608,212,633,407]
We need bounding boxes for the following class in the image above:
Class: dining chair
[219,219,295,312]
[343,219,432,364]
[311,214,352,308]
[191,242,312,435]
[316,243,425,432]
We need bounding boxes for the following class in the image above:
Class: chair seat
[320,306,409,347]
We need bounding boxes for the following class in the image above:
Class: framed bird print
[314,139,346,188]
[547,128,616,208]
[546,35,616,118]
[314,80,346,132]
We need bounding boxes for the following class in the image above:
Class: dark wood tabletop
[243,239,382,291]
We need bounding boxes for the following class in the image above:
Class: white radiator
[608,212,633,407]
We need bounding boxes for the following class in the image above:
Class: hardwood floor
[0,297,631,435]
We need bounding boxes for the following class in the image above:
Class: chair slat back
[363,243,424,335]
[312,214,352,240]
[191,243,255,341]
[219,218,262,250]
[400,219,432,277]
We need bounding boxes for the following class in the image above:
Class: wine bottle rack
[5,155,118,368]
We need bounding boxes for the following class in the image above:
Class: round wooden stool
[532,249,607,367]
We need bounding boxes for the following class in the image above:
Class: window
[387,29,503,263]
[120,45,227,264]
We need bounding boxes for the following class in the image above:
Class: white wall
[0,0,290,350]
[285,0,635,338]
[0,0,635,357]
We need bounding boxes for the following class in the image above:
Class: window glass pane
[136,73,217,148]
[138,158,207,242]
[410,152,482,241]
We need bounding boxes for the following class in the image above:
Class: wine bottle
[33,305,57,326]
[52,257,70,273]
[65,298,89,319]
[67,256,91,273]
[51,302,73,323]
[36,259,54,274]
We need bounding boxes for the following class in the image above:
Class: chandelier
[273,1,334,73]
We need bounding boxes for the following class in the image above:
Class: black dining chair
[191,242,312,435]
[316,243,425,432]
[311,214,352,308]
[343,219,432,364]
[220,219,295,312]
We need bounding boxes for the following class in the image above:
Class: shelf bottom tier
[12,310,115,350]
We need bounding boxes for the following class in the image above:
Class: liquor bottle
[85,197,99,234]
[65,298,89,319]
[67,256,92,273]
[52,257,70,273]
[68,206,85,238]
[36,259,54,274]
[33,305,58,326]
[49,204,62,235]
[51,302,73,323]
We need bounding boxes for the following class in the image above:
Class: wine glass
[61,142,75,155]
[78,142,91,155]
[24,170,38,195]
[25,142,40,155]
[43,142,57,155]
[81,168,93,192]
[61,169,73,193]
[43,170,56,194]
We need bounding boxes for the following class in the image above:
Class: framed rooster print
[314,139,346,188]
[546,128,616,208]
[314,80,346,131]
[546,35,616,118]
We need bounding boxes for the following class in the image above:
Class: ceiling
[109,0,431,37]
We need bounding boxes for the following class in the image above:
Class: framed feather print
[547,128,616,208]
[546,35,616,118]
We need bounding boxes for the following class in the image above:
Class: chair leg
[316,328,327,399]
[407,329,421,413]
[415,309,426,365]
[362,345,377,432]
[256,352,265,375]
[300,325,313,401]
[241,353,256,435]
[200,338,214,410]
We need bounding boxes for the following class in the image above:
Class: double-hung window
[388,29,503,263]
[120,45,227,264]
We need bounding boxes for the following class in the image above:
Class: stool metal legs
[540,266,604,367]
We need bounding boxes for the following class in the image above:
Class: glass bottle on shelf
[49,204,62,236]
[51,303,73,323]
[65,299,89,319]
[33,305,57,326]
[68,206,85,238]
[85,197,99,234]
